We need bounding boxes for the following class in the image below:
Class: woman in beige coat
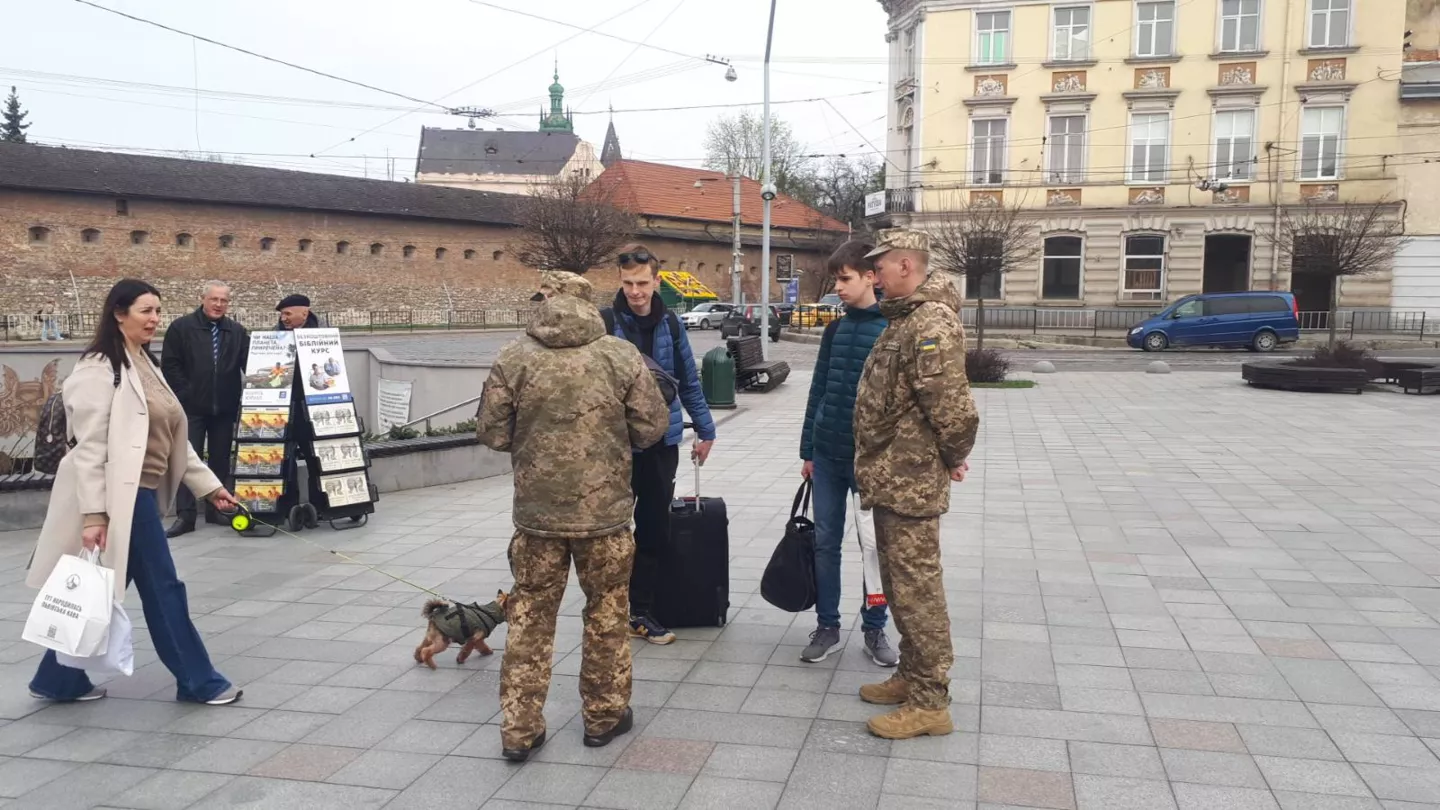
[27,279,243,705]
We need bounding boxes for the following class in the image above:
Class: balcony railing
[867,187,918,218]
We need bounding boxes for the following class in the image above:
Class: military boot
[858,674,908,705]
[866,705,953,739]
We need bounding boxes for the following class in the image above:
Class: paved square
[2,364,1439,809]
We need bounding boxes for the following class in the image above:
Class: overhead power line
[71,0,448,110]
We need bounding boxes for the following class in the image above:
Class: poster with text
[320,471,371,507]
[234,443,285,476]
[241,331,296,407]
[312,436,365,472]
[376,378,413,433]
[238,407,290,440]
[294,328,352,405]
[309,401,359,437]
[235,479,284,513]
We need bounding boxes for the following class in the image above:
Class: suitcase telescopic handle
[683,422,701,499]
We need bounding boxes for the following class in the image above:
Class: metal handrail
[398,394,483,433]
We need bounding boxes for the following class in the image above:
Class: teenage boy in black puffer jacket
[797,241,896,667]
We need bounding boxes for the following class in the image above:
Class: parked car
[791,303,841,328]
[720,304,783,342]
[819,294,842,308]
[678,302,735,330]
[1127,292,1301,352]
[775,303,796,325]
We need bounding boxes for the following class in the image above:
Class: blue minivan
[1127,291,1301,352]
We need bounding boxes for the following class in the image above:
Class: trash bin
[701,346,737,410]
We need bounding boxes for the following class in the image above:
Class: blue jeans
[29,488,232,702]
[811,454,888,632]
[40,318,62,341]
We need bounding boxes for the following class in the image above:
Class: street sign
[864,190,886,217]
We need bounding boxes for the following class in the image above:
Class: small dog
[414,590,509,670]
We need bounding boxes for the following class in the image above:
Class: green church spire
[539,62,574,133]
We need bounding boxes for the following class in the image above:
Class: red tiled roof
[585,160,848,232]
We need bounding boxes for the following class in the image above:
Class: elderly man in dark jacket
[162,280,248,537]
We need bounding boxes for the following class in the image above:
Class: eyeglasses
[617,250,654,267]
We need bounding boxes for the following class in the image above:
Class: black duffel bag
[761,481,818,612]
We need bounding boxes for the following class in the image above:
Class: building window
[1300,106,1344,179]
[299,239,313,253]
[176,232,194,248]
[370,242,384,256]
[464,249,476,260]
[1048,115,1086,183]
[697,262,708,273]
[130,230,148,245]
[971,118,1007,185]
[1135,1,1175,58]
[260,237,276,251]
[435,247,447,260]
[902,27,917,79]
[219,234,235,249]
[1220,0,1261,52]
[1123,235,1166,300]
[493,250,504,261]
[1214,109,1256,180]
[1052,6,1092,61]
[975,11,1011,65]
[965,271,1003,301]
[403,245,417,258]
[28,226,50,244]
[115,199,129,216]
[1042,236,1084,299]
[337,241,351,255]
[1129,113,1170,183]
[81,228,101,244]
[1309,0,1349,48]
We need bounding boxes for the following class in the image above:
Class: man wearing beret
[276,293,318,330]
[852,228,980,739]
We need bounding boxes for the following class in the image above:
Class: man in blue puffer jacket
[606,244,718,645]
[798,240,897,667]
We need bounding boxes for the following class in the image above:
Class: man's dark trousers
[629,442,679,616]
[177,415,235,525]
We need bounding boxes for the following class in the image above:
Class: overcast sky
[4,0,889,181]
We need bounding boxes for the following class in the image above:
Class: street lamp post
[759,0,778,361]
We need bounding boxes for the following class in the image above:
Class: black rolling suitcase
[651,429,730,628]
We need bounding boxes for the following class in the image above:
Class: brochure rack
[291,328,378,531]
[229,328,377,535]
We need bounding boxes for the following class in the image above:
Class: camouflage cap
[533,270,594,301]
[864,228,930,258]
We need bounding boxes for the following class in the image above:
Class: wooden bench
[1396,366,1440,395]
[1377,361,1436,385]
[1241,363,1369,394]
[726,336,790,393]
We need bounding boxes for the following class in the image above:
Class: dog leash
[221,504,451,600]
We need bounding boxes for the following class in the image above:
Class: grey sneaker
[864,629,899,668]
[801,627,842,663]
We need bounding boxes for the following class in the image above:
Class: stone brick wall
[0,188,542,317]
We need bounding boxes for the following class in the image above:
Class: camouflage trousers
[501,529,635,749]
[873,508,953,710]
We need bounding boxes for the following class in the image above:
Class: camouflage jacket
[853,272,979,518]
[432,601,506,643]
[477,282,670,539]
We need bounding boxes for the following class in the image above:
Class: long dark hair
[83,278,162,371]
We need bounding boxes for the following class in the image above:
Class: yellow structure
[877,0,1406,311]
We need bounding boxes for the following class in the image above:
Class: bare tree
[927,195,1040,350]
[787,155,884,230]
[702,111,811,196]
[1265,199,1408,348]
[511,173,634,275]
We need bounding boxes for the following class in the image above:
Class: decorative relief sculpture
[1131,188,1165,205]
[1309,60,1346,81]
[1047,189,1081,206]
[1136,69,1169,89]
[1220,65,1254,86]
[976,76,1007,97]
[1053,72,1085,93]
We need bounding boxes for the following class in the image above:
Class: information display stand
[229,328,377,535]
[292,328,378,530]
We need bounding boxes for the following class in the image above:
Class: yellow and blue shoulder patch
[918,337,940,352]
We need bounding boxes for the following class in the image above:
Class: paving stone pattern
[1,370,1439,809]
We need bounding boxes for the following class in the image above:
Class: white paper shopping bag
[23,550,115,657]
[851,494,887,609]
[57,601,134,677]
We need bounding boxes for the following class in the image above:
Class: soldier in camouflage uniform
[477,270,670,761]
[852,228,980,740]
